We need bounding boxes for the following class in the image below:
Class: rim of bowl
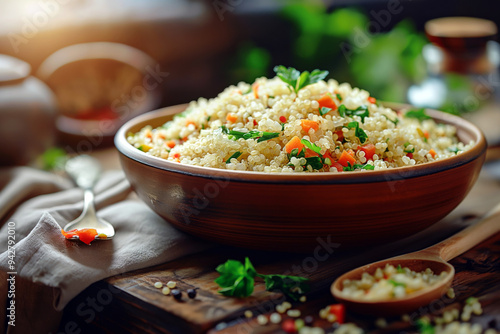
[114,102,487,185]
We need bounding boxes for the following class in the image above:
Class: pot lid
[0,54,31,86]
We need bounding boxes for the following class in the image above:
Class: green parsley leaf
[388,279,406,287]
[259,274,310,301]
[338,105,370,122]
[305,156,324,170]
[397,265,405,273]
[319,107,332,116]
[301,139,322,155]
[404,142,415,153]
[336,93,343,101]
[448,147,460,154]
[382,114,399,126]
[405,108,431,121]
[215,258,309,299]
[215,257,257,298]
[416,318,435,334]
[39,147,67,171]
[343,162,374,171]
[346,121,368,144]
[273,66,328,93]
[220,127,280,142]
[226,151,242,163]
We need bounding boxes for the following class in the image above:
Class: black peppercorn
[187,288,197,299]
[171,289,182,301]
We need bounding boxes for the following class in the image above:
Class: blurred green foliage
[229,2,428,103]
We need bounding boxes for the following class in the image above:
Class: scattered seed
[257,314,268,325]
[282,301,292,310]
[244,310,253,319]
[326,313,337,323]
[187,288,197,299]
[300,295,307,302]
[276,305,286,314]
[295,319,305,331]
[270,312,282,324]
[401,314,410,322]
[287,309,301,318]
[304,315,314,326]
[375,318,387,328]
[167,281,177,289]
[446,288,455,299]
[162,287,171,295]
[171,289,182,301]
[154,281,163,289]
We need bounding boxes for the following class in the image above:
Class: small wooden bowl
[115,104,486,252]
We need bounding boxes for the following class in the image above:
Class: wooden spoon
[331,202,500,316]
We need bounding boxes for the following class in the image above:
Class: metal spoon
[331,202,500,316]
[63,155,115,240]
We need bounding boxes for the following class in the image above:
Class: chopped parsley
[215,257,309,300]
[336,93,343,101]
[404,142,415,153]
[301,139,322,155]
[273,66,329,93]
[343,162,375,172]
[397,265,405,273]
[346,121,368,144]
[448,147,460,154]
[319,106,332,116]
[288,146,325,171]
[220,126,280,143]
[338,105,369,123]
[405,108,431,121]
[388,279,406,287]
[226,151,242,163]
[382,114,399,125]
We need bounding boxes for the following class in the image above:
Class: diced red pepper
[358,143,376,161]
[407,153,413,159]
[61,228,98,245]
[330,161,344,172]
[279,116,287,123]
[367,96,377,104]
[329,304,345,324]
[335,130,344,142]
[282,319,296,333]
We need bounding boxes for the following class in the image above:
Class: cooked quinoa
[127,68,473,172]
[340,264,448,301]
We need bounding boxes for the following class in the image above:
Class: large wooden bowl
[115,104,486,252]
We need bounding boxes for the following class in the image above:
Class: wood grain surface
[57,167,500,334]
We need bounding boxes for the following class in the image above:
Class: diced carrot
[300,120,319,133]
[330,162,344,172]
[284,136,304,154]
[358,143,376,160]
[252,83,259,98]
[317,93,337,111]
[186,120,196,127]
[338,150,356,167]
[61,228,98,245]
[429,149,436,158]
[145,131,152,139]
[172,153,180,159]
[335,130,344,142]
[166,140,176,148]
[226,113,238,123]
[157,133,166,140]
[367,96,377,104]
[424,131,430,139]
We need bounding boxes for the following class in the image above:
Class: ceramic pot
[0,55,56,166]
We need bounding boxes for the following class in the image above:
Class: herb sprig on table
[215,257,310,300]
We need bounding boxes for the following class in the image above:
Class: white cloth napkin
[0,167,210,311]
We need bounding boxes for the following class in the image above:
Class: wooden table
[50,147,500,334]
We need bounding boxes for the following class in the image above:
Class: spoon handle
[426,202,500,262]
